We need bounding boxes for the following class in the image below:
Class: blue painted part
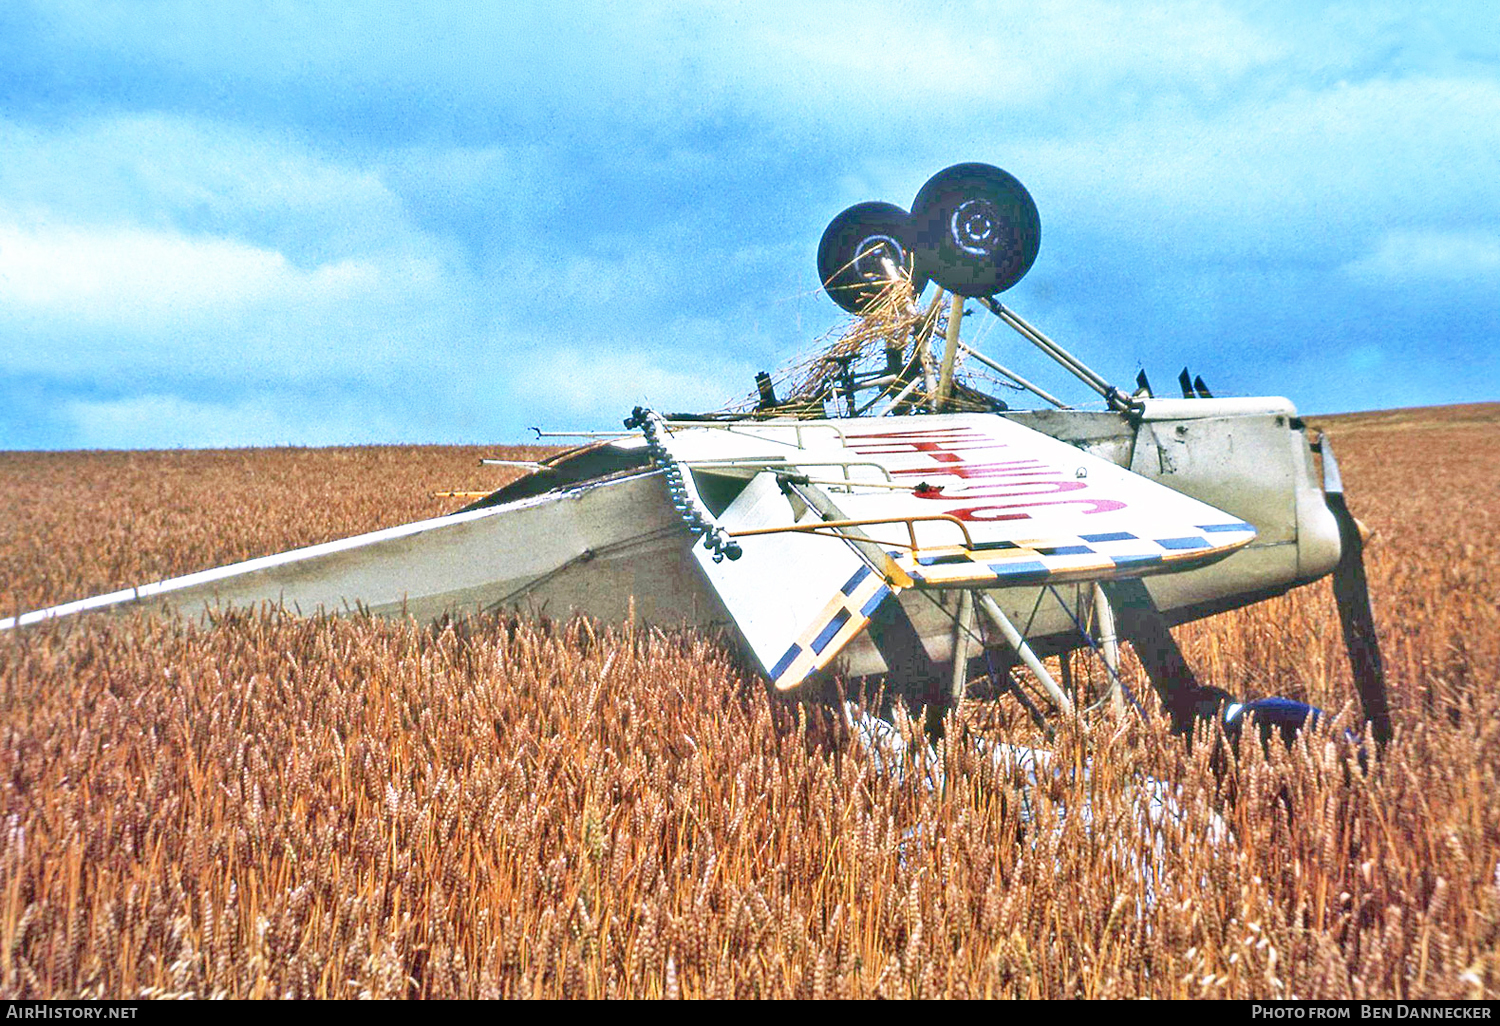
[840,564,872,595]
[971,540,1020,550]
[1080,531,1137,542]
[1236,696,1321,726]
[859,585,893,617]
[811,608,853,654]
[1155,536,1210,550]
[987,559,1050,580]
[1229,696,1367,747]
[1035,545,1094,556]
[1110,553,1163,570]
[917,553,976,566]
[1197,522,1255,533]
[769,644,802,680]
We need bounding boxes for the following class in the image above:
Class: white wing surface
[661,414,1255,690]
[686,471,899,691]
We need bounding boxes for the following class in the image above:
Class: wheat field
[1,406,1497,999]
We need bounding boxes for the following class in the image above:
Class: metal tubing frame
[919,289,943,403]
[979,298,1140,413]
[951,590,975,703]
[955,341,1070,410]
[1092,581,1124,717]
[982,299,1110,395]
[686,457,894,484]
[663,420,851,449]
[533,420,851,451]
[776,475,927,492]
[975,592,1075,715]
[878,375,924,415]
[936,292,964,409]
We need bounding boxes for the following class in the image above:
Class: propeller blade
[1135,369,1154,397]
[1193,375,1214,399]
[1178,367,1195,398]
[1320,434,1393,747]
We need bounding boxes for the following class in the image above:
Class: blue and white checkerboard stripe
[769,563,897,691]
[896,521,1256,589]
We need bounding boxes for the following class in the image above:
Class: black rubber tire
[817,201,929,314]
[909,163,1041,297]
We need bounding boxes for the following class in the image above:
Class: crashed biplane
[2,162,1390,745]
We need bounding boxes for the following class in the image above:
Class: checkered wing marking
[769,564,899,691]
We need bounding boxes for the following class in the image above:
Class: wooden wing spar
[658,413,1256,691]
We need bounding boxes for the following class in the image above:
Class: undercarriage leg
[1093,582,1124,718]
[1102,579,1227,733]
[950,590,975,704]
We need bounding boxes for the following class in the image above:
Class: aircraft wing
[827,414,1256,583]
[664,413,1255,690]
[685,470,904,691]
[9,411,1256,700]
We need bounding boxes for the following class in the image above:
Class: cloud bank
[1,2,1496,448]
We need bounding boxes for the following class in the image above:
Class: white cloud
[3,4,1499,447]
[741,0,1285,119]
[0,216,462,389]
[1343,229,1500,286]
[18,3,1293,144]
[0,114,411,257]
[0,113,476,392]
[1020,76,1500,252]
[0,222,380,329]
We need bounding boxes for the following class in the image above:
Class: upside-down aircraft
[3,163,1390,746]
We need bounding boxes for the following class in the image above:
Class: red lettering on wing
[949,498,1129,522]
[845,427,987,441]
[892,459,1060,480]
[845,427,1002,459]
[851,439,1003,457]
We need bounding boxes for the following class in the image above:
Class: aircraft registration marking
[819,417,1261,576]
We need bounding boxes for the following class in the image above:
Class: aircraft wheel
[908,162,1041,297]
[817,201,928,314]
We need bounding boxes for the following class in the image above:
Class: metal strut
[974,592,1075,716]
[623,407,743,563]
[977,297,1143,414]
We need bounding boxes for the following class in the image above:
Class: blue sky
[1,2,1496,449]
